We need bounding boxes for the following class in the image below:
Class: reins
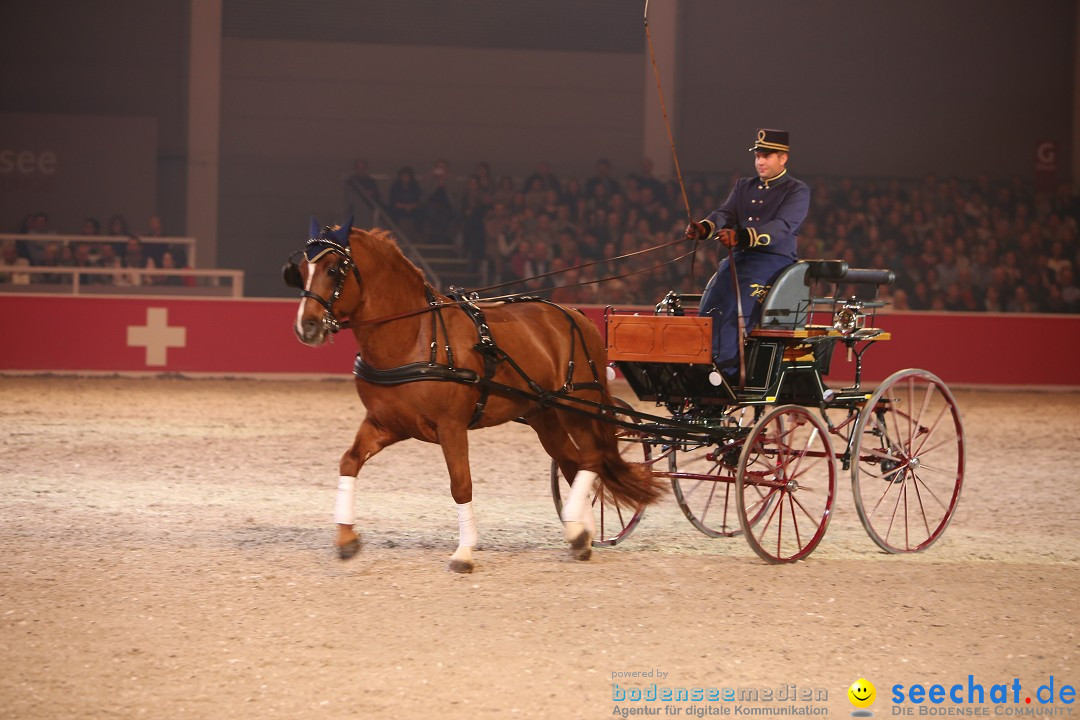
[472,232,694,294]
[348,241,702,329]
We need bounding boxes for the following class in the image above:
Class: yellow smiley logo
[848,678,876,708]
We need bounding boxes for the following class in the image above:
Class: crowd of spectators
[7,162,1079,313]
[0,212,190,287]
[352,157,1080,314]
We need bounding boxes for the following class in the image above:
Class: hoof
[566,523,593,561]
[448,559,475,574]
[337,537,361,560]
[449,546,475,573]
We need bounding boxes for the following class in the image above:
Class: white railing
[0,265,244,297]
[0,233,199,267]
[343,180,443,288]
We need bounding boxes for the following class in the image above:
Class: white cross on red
[126,308,186,366]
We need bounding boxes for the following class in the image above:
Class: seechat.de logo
[891,676,1076,706]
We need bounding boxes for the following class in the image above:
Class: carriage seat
[754,260,895,333]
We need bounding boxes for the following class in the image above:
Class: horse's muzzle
[295,316,329,346]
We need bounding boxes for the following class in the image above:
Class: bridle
[283,224,363,335]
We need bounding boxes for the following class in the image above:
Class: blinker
[282,261,303,289]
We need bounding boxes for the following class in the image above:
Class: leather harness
[353,289,605,429]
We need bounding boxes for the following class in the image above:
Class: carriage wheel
[850,369,964,554]
[550,399,650,546]
[736,405,837,563]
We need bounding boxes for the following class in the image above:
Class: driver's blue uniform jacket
[697,168,810,367]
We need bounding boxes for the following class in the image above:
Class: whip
[643,0,745,387]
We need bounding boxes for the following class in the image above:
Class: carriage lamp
[656,290,684,316]
[832,299,867,335]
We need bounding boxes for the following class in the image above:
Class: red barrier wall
[3,294,1078,386]
[4,295,356,376]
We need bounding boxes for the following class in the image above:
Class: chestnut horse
[286,219,664,573]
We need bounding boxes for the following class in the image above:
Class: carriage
[287,223,963,571]
[551,259,965,563]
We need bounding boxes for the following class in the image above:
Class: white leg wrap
[562,470,597,525]
[456,501,478,549]
[334,475,356,525]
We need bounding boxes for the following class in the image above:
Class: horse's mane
[350,227,428,286]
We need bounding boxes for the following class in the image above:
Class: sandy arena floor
[1,376,1078,719]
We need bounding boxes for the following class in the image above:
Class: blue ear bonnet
[304,215,354,262]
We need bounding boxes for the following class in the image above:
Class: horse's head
[285,215,361,345]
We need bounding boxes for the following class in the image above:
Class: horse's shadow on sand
[231,523,562,554]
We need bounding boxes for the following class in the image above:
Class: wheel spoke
[911,403,952,459]
[789,491,821,525]
[910,470,933,537]
[788,493,803,551]
[882,475,908,546]
[756,487,784,544]
[912,381,937,450]
[788,450,827,484]
[866,470,901,520]
[898,472,907,552]
[745,485,780,521]
[784,424,818,483]
[913,432,958,460]
[887,399,906,458]
[697,481,720,525]
[911,471,950,511]
[777,492,785,557]
[598,488,606,537]
[906,378,916,450]
[913,462,957,477]
[721,482,734,532]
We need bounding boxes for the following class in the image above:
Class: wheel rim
[550,399,650,546]
[851,369,964,553]
[736,405,837,563]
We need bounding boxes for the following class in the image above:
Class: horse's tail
[594,400,667,509]
[563,305,665,507]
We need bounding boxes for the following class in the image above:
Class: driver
[685,129,810,373]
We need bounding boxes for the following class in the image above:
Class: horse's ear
[309,215,319,239]
[331,216,353,243]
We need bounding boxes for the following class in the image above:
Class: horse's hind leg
[526,410,595,560]
[336,417,397,559]
[438,424,478,574]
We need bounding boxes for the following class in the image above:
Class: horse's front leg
[438,424,477,574]
[336,417,396,559]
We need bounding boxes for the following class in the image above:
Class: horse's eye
[327,264,342,278]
